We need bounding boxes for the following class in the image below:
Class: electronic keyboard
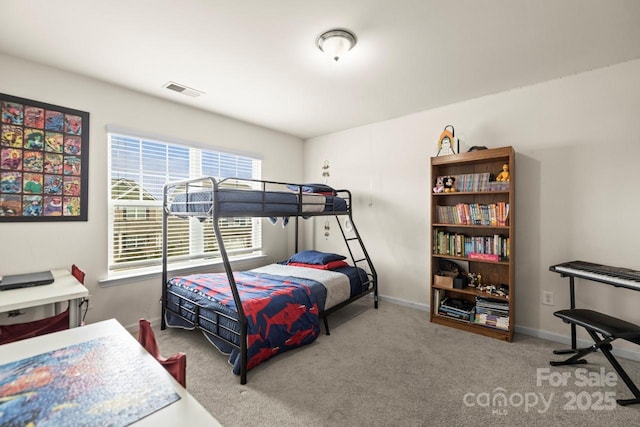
[550,261,640,291]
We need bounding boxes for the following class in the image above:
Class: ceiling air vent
[162,81,204,98]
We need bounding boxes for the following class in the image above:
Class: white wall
[0,54,303,328]
[305,59,640,350]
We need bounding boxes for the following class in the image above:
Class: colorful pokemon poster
[0,93,88,221]
[0,334,180,426]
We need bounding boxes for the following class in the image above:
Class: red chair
[72,264,86,284]
[138,318,187,388]
[0,265,86,345]
[71,264,88,326]
[0,309,70,345]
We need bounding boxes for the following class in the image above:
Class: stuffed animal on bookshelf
[496,164,510,182]
[467,273,478,288]
[443,176,456,193]
[439,259,465,275]
[433,176,445,193]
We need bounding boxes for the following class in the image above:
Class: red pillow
[288,260,349,270]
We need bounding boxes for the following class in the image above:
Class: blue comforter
[165,271,322,374]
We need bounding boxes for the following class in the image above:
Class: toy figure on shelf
[496,163,510,182]
[433,176,445,193]
[443,176,456,193]
[467,273,478,288]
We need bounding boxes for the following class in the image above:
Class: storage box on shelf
[430,146,515,342]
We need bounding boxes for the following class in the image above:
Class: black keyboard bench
[550,308,640,406]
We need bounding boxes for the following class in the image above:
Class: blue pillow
[287,250,346,265]
[286,183,336,195]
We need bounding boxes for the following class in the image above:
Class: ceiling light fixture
[316,29,357,62]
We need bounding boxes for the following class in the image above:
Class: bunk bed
[161,177,378,384]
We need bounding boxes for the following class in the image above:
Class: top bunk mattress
[169,188,348,217]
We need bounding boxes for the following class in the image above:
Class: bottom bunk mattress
[164,263,369,375]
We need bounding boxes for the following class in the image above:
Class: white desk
[0,319,221,426]
[0,268,89,327]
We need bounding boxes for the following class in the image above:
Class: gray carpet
[155,300,640,426]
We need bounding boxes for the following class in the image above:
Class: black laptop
[0,270,55,291]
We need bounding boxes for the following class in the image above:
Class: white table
[0,268,89,327]
[0,318,221,426]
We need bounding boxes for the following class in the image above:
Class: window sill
[99,253,268,287]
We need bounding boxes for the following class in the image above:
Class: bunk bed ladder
[317,212,378,335]
[336,214,378,310]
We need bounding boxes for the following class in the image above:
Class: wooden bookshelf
[430,146,515,342]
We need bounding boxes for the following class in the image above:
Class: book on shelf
[446,172,492,192]
[433,231,510,261]
[468,252,499,262]
[435,202,509,226]
[476,296,509,307]
[488,181,510,191]
[475,301,508,314]
[474,313,509,330]
[433,288,443,312]
[438,297,476,322]
[438,305,475,322]
[476,308,509,318]
[475,296,509,320]
[439,303,474,318]
[439,309,474,322]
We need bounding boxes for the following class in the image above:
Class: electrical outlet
[542,291,554,306]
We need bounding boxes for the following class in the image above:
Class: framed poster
[0,93,89,221]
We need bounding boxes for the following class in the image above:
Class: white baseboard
[377,294,430,312]
[377,295,640,362]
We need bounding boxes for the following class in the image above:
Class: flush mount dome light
[317,29,357,62]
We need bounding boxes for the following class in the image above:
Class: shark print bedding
[164,264,361,375]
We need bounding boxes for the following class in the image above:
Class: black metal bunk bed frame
[160,177,378,384]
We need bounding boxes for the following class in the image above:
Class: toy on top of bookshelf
[467,145,488,152]
[436,125,458,156]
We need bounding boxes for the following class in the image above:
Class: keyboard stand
[552,274,584,356]
[550,261,640,355]
[551,309,640,406]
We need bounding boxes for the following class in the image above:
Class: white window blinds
[107,132,262,273]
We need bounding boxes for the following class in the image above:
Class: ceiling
[1,1,639,139]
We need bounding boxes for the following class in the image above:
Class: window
[108,131,262,274]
